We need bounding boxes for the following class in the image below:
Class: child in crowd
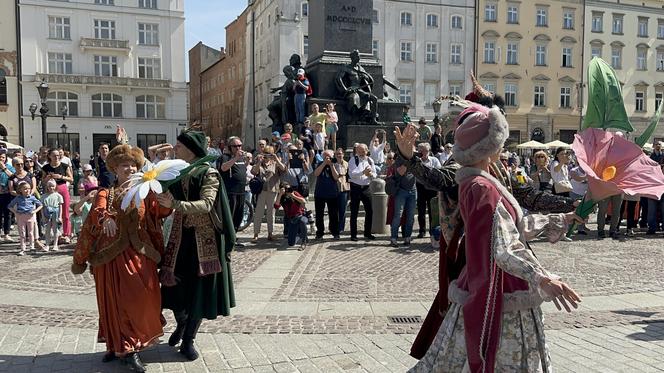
[41,179,64,252]
[274,182,308,249]
[8,181,43,255]
[313,122,327,157]
[325,103,338,151]
[71,185,97,237]
[77,164,98,196]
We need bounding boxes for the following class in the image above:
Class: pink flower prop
[572,128,664,201]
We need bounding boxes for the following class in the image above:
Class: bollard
[370,178,389,235]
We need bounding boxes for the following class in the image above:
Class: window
[47,91,78,116]
[138,57,161,79]
[635,91,645,112]
[46,133,79,153]
[400,12,413,26]
[451,15,463,29]
[372,9,379,24]
[506,43,518,65]
[504,83,517,107]
[303,35,309,56]
[137,134,167,155]
[591,46,602,58]
[92,93,122,117]
[612,14,623,34]
[638,17,649,37]
[138,23,159,45]
[48,16,71,39]
[48,52,73,74]
[536,45,546,66]
[658,51,664,71]
[484,41,495,63]
[637,48,647,70]
[301,2,308,17]
[485,4,496,22]
[138,0,157,9]
[399,83,412,104]
[95,0,114,4]
[372,40,379,59]
[563,11,574,29]
[592,12,603,32]
[424,83,438,107]
[656,92,663,111]
[534,86,546,107]
[450,44,462,64]
[611,47,622,69]
[507,6,518,24]
[560,87,572,108]
[0,70,7,105]
[400,42,413,61]
[562,47,572,67]
[483,83,495,93]
[426,43,438,63]
[449,83,462,97]
[94,55,118,76]
[536,8,547,27]
[94,20,116,39]
[426,14,438,28]
[658,20,664,39]
[136,95,165,119]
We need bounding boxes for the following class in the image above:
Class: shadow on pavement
[626,321,664,341]
[612,310,660,318]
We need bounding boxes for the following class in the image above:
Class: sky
[184,0,247,78]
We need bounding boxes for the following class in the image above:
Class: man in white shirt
[437,143,453,164]
[415,143,440,238]
[369,130,386,169]
[348,143,376,241]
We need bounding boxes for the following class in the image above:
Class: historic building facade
[584,0,664,144]
[475,0,585,147]
[188,10,247,143]
[0,1,20,145]
[19,0,187,158]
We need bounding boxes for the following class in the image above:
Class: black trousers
[416,183,435,235]
[618,200,638,229]
[0,193,12,235]
[227,193,245,231]
[314,196,339,237]
[349,183,372,238]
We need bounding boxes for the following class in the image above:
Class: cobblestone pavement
[1,223,664,372]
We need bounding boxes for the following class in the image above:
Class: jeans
[391,189,416,239]
[337,191,349,233]
[314,196,339,237]
[287,216,308,246]
[295,93,307,125]
[647,195,664,233]
[349,183,373,238]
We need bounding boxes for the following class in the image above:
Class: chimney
[220,47,225,55]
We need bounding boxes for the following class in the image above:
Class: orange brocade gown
[73,189,171,356]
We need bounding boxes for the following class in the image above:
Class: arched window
[47,91,78,116]
[92,93,122,117]
[136,95,165,118]
[0,69,6,105]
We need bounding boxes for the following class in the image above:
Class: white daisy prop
[121,159,189,210]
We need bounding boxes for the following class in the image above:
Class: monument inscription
[308,0,372,60]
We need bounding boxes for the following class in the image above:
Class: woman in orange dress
[71,145,171,372]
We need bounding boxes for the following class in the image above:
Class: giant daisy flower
[121,159,189,210]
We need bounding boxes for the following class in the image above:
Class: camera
[285,186,294,193]
[331,157,337,163]
[289,149,303,157]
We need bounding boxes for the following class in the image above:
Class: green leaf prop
[583,57,634,133]
[635,98,663,147]
[566,194,597,237]
[159,155,219,190]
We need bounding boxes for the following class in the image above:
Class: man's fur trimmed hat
[452,104,509,166]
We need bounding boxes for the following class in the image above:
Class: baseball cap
[272,131,280,137]
[82,164,93,172]
[297,69,305,76]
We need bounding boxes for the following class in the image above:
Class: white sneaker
[5,235,14,242]
[52,245,59,251]
[44,245,50,252]
[17,250,25,256]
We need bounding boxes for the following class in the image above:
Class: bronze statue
[268,55,304,132]
[335,50,379,125]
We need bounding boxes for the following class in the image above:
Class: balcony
[36,73,171,90]
[79,38,130,54]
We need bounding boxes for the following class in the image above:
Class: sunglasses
[230,144,242,148]
[536,155,546,158]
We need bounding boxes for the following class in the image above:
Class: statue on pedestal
[335,50,379,125]
[268,54,305,132]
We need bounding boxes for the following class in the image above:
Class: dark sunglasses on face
[230,144,242,148]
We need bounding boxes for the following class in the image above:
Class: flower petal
[150,179,162,194]
[155,169,181,181]
[139,181,151,199]
[121,185,140,210]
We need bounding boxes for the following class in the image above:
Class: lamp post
[28,79,67,147]
[431,98,442,126]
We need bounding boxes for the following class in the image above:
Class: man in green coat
[156,129,235,361]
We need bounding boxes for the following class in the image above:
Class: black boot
[168,310,188,347]
[123,352,146,372]
[179,318,202,361]
[101,351,116,363]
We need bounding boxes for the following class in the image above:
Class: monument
[304,0,407,147]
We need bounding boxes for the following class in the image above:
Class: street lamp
[28,79,67,147]
[60,124,68,134]
[431,98,443,126]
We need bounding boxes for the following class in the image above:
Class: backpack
[305,76,313,96]
[295,170,309,198]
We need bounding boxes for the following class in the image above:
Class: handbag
[554,180,573,194]
[249,177,264,195]
[385,175,398,196]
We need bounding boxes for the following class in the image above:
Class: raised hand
[393,124,419,160]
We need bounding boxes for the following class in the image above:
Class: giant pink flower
[572,128,664,201]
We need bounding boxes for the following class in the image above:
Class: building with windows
[0,1,20,144]
[475,0,584,146]
[246,0,475,145]
[584,0,664,144]
[18,0,187,158]
[188,10,247,144]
